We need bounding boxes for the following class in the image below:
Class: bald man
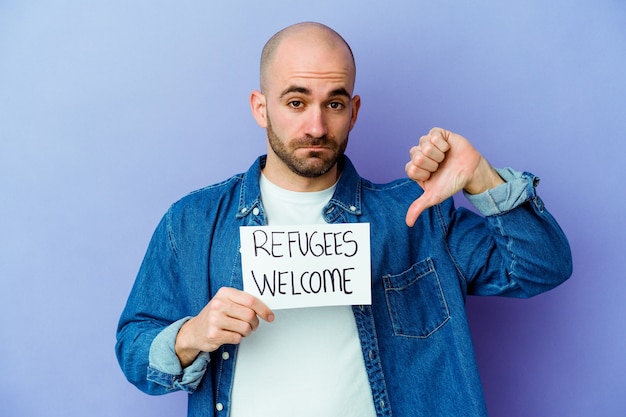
[116,22,572,417]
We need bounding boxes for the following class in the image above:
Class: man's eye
[288,101,303,109]
[328,102,345,110]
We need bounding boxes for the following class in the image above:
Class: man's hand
[404,128,504,227]
[174,287,274,367]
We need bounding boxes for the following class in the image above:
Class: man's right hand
[174,287,274,367]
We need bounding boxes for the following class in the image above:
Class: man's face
[265,109,348,178]
[254,33,360,187]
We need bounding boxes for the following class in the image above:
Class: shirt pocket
[383,257,450,338]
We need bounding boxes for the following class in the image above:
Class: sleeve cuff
[463,168,540,216]
[147,317,211,393]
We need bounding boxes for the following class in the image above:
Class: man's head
[250,22,361,191]
[259,22,356,94]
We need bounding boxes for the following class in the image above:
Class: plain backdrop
[1,1,625,416]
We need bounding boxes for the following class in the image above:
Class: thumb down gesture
[404,128,504,227]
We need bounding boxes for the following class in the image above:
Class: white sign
[239,223,371,310]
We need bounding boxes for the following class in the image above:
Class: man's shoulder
[188,172,245,197]
[169,172,246,213]
[164,157,263,222]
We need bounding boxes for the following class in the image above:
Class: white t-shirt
[229,174,376,417]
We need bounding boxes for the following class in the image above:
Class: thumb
[405,195,428,227]
[405,191,439,227]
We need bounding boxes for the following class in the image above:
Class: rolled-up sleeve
[464,167,541,216]
[147,317,211,393]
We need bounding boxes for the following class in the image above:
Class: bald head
[259,22,356,93]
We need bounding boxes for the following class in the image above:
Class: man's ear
[349,94,361,131]
[250,90,267,128]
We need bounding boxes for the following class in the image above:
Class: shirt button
[222,351,230,360]
[216,403,224,411]
[350,205,357,212]
[252,207,260,216]
[369,350,375,360]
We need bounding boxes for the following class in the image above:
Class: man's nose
[304,107,328,138]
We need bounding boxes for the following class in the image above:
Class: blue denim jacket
[116,156,572,417]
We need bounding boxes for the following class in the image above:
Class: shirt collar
[237,155,362,221]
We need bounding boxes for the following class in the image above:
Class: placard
[239,223,371,310]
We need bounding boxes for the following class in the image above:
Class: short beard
[266,116,348,178]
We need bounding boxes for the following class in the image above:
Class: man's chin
[289,158,336,178]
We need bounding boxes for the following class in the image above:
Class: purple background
[1,1,625,416]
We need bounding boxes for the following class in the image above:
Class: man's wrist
[463,158,505,195]
[175,320,201,368]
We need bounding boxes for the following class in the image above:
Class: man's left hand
[404,127,504,227]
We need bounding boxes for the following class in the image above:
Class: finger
[248,297,275,323]
[221,303,261,331]
[208,289,259,328]
[224,288,275,323]
[201,322,247,348]
[218,315,258,338]
[427,128,451,154]
[408,147,441,173]
[405,159,435,182]
[413,139,445,165]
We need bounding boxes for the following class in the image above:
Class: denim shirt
[116,156,572,417]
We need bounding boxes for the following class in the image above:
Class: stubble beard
[266,116,348,178]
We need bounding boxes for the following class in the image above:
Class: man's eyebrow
[280,86,311,98]
[279,86,352,99]
[328,88,351,99]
